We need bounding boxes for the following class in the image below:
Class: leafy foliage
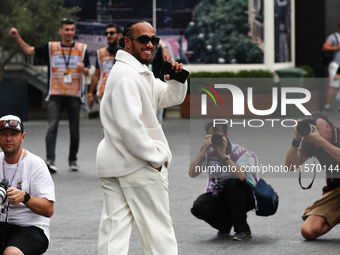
[0,0,79,80]
[185,0,263,64]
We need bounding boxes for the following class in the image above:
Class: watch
[223,154,231,161]
[23,192,31,204]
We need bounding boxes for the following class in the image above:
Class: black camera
[0,179,9,205]
[296,117,316,137]
[211,133,225,146]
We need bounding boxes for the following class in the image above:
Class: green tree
[185,0,263,64]
[0,0,79,81]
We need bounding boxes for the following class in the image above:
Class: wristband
[88,93,93,97]
[292,138,301,148]
[223,154,231,161]
[222,154,231,164]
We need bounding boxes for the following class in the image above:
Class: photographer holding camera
[189,121,258,241]
[0,115,55,254]
[285,111,340,240]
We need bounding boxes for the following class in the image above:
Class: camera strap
[298,141,316,189]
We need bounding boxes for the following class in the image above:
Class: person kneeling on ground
[189,120,258,241]
[285,111,340,240]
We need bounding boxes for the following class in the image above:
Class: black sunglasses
[126,35,160,46]
[104,31,117,36]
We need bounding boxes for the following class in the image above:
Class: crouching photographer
[188,121,258,241]
[285,111,340,240]
[0,115,55,255]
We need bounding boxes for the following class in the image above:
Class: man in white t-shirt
[0,114,55,255]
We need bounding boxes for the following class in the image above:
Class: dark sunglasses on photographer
[126,35,160,46]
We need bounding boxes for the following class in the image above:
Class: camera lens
[0,187,6,205]
[0,179,9,204]
[211,133,223,146]
[296,122,313,136]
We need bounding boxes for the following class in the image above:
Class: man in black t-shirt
[9,18,90,173]
[285,111,340,240]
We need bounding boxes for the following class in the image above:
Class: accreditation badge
[64,72,72,83]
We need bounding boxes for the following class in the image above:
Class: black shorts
[0,222,49,255]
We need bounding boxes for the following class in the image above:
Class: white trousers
[98,164,178,255]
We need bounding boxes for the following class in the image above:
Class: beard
[107,40,118,54]
[1,143,21,157]
[130,43,153,65]
[136,56,152,65]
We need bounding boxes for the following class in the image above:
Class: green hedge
[187,67,318,94]
[188,69,275,94]
[188,69,274,80]
[297,65,315,78]
[297,65,318,91]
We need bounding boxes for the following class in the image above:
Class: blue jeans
[46,95,81,163]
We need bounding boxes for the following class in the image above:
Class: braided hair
[119,20,149,48]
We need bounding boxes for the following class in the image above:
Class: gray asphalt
[18,112,340,255]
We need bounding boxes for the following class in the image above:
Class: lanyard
[2,149,24,187]
[61,43,73,70]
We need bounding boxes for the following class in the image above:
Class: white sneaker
[46,160,58,174]
[69,161,79,171]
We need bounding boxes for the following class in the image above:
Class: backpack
[254,178,279,216]
[323,33,339,66]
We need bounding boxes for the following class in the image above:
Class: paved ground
[18,113,340,255]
